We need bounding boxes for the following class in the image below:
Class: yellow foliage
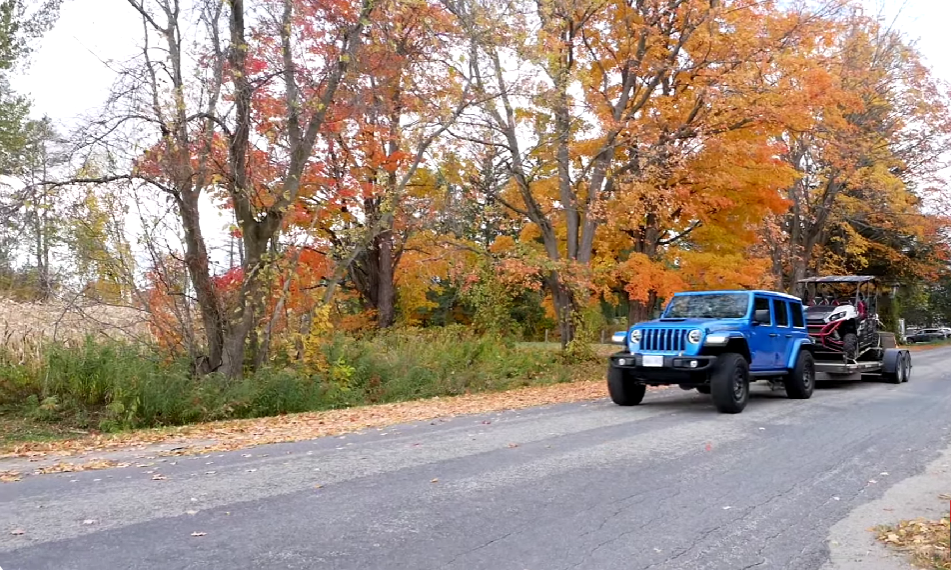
[299,304,334,372]
[490,235,516,254]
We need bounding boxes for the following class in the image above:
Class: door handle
[785,334,793,338]
[769,333,779,338]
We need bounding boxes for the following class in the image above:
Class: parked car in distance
[905,328,948,343]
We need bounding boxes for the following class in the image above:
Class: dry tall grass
[0,298,151,364]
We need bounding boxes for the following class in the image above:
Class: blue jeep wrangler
[608,290,816,414]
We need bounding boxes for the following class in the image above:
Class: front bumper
[609,351,717,385]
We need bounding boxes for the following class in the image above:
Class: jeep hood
[635,318,745,331]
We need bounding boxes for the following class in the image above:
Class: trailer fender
[785,338,815,371]
[881,348,906,375]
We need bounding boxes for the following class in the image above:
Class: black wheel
[696,385,711,394]
[784,350,815,399]
[710,353,750,414]
[842,332,858,360]
[608,366,647,406]
[886,353,905,384]
[903,353,911,382]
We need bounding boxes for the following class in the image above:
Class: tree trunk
[547,272,576,348]
[350,229,397,328]
[627,291,658,326]
[376,230,396,328]
[179,189,225,373]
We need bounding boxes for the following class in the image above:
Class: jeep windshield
[661,293,750,319]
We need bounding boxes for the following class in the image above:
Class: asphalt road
[2,348,951,570]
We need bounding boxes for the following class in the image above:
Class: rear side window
[773,299,789,327]
[753,297,771,325]
[790,302,805,328]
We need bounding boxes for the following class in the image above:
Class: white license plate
[642,355,664,367]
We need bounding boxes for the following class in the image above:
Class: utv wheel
[696,385,711,394]
[607,366,647,406]
[784,350,815,399]
[843,333,858,360]
[710,353,750,414]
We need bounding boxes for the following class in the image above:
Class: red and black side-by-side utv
[798,275,882,362]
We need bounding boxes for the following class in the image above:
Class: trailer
[812,332,912,384]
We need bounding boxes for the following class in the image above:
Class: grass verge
[0,327,621,464]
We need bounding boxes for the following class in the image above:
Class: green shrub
[0,327,576,433]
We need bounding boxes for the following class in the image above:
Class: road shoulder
[823,435,951,570]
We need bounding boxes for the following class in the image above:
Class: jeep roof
[796,275,877,284]
[671,290,803,302]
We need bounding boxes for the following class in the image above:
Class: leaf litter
[1,470,22,482]
[875,517,950,570]
[2,378,646,479]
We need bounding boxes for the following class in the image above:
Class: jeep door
[771,299,793,368]
[750,295,779,370]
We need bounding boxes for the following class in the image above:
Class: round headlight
[630,330,642,343]
[687,329,702,344]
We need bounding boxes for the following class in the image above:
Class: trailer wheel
[784,350,815,399]
[710,353,749,414]
[886,354,905,384]
[607,366,646,406]
[901,352,911,383]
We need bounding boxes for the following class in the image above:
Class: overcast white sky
[11,0,951,126]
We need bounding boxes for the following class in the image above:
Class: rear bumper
[609,352,717,384]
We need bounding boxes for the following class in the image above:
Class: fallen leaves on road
[876,517,950,570]
[2,376,642,468]
[190,532,206,537]
[33,459,131,475]
[10,528,25,535]
[0,470,22,482]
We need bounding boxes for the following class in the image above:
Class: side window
[773,299,789,327]
[790,301,805,328]
[753,296,771,325]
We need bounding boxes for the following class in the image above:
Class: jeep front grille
[641,328,689,352]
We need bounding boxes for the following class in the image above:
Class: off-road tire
[843,332,858,360]
[696,385,711,394]
[710,353,750,414]
[607,366,647,406]
[784,350,815,399]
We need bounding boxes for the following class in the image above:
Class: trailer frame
[812,334,911,383]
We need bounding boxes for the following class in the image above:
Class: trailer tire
[784,350,815,399]
[903,353,912,382]
[886,353,906,384]
[710,353,749,414]
[608,366,646,406]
